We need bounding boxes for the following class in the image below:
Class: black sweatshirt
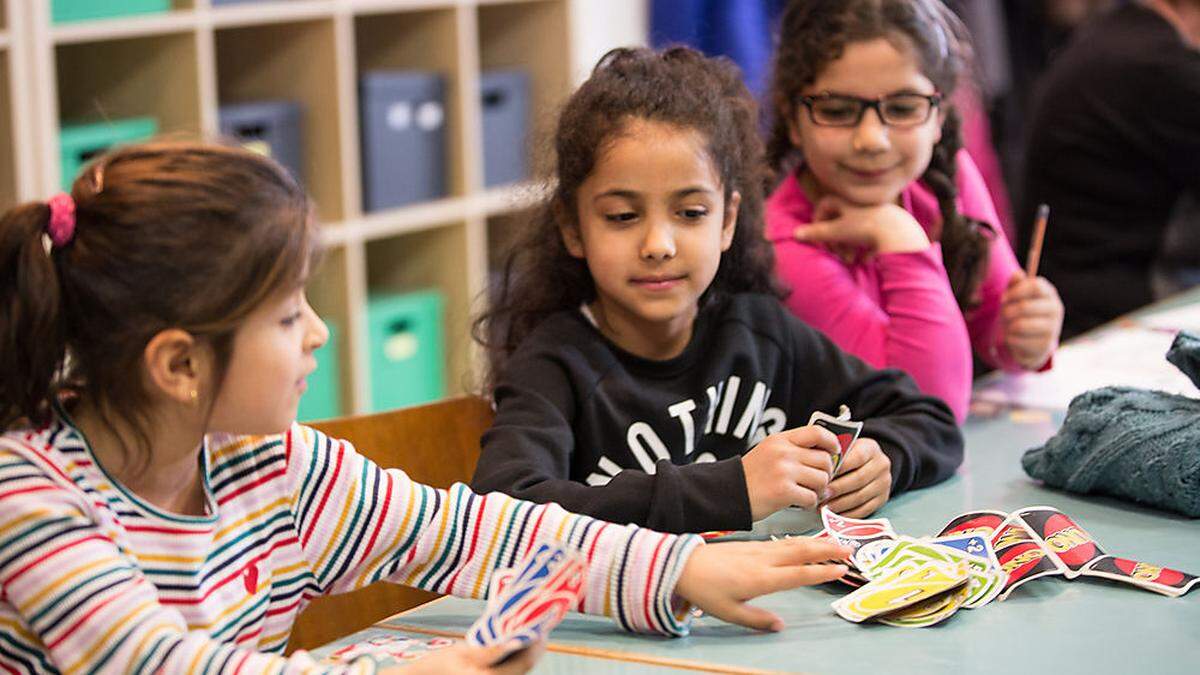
[470,293,963,534]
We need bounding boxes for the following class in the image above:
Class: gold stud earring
[190,389,199,405]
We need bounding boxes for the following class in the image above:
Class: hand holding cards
[808,405,864,476]
[467,543,586,663]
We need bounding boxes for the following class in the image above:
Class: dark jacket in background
[1018,4,1200,337]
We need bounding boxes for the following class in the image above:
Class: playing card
[876,582,971,628]
[821,506,894,538]
[1081,556,1200,598]
[832,560,970,623]
[937,510,1009,538]
[325,633,456,665]
[1016,506,1104,578]
[808,409,864,475]
[863,536,1002,609]
[927,534,1005,609]
[468,543,586,657]
[990,514,1065,600]
[852,538,897,570]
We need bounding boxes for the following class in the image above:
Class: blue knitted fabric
[1022,331,1200,517]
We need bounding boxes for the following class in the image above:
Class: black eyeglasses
[797,93,942,128]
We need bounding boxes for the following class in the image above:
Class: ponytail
[921,107,992,311]
[0,202,69,429]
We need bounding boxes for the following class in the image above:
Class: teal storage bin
[368,291,446,411]
[60,117,158,191]
[297,321,341,422]
[53,0,171,24]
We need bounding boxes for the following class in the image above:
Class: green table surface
[320,411,1199,674]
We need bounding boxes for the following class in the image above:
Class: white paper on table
[1137,303,1200,333]
[972,325,1199,411]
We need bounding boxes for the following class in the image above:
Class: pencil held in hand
[1026,203,1049,278]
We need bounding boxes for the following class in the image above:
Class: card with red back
[1016,506,1105,578]
[469,543,586,657]
[990,514,1065,600]
[1081,556,1200,598]
[821,506,894,538]
[808,408,863,475]
[937,510,1009,538]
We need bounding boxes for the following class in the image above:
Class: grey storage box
[360,71,447,212]
[219,100,304,184]
[481,69,531,188]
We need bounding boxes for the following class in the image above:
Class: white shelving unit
[13,0,603,415]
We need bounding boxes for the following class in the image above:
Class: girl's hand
[1001,272,1063,370]
[822,438,892,518]
[381,641,546,674]
[793,197,930,260]
[674,538,853,631]
[742,426,839,521]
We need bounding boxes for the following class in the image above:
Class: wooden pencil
[1026,203,1050,277]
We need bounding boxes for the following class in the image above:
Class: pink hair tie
[46,193,76,248]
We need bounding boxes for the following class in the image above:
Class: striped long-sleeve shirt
[0,412,702,674]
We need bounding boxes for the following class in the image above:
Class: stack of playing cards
[946,506,1200,599]
[810,507,898,587]
[822,509,1006,627]
[466,542,586,660]
[825,505,1197,628]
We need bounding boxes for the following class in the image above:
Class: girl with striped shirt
[0,142,850,674]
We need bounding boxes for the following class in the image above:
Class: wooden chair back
[286,395,494,653]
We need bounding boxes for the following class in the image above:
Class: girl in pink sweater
[763,0,1064,423]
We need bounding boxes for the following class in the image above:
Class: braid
[922,107,992,310]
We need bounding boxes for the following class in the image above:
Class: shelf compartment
[55,32,202,188]
[477,0,568,181]
[215,17,344,221]
[354,7,466,209]
[365,221,473,407]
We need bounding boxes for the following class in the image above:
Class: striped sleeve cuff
[607,529,703,636]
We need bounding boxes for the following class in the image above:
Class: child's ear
[142,329,207,406]
[786,106,804,151]
[721,191,741,251]
[559,224,586,259]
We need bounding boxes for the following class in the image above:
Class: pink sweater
[766,151,1024,422]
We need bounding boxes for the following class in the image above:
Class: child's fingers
[827,462,875,497]
[836,494,887,520]
[712,600,785,632]
[1006,317,1056,338]
[794,223,837,243]
[765,562,850,591]
[784,482,821,511]
[798,448,835,474]
[780,425,840,454]
[492,641,545,674]
[823,486,875,515]
[769,538,853,566]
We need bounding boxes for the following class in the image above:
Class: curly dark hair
[474,46,783,391]
[766,0,992,311]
